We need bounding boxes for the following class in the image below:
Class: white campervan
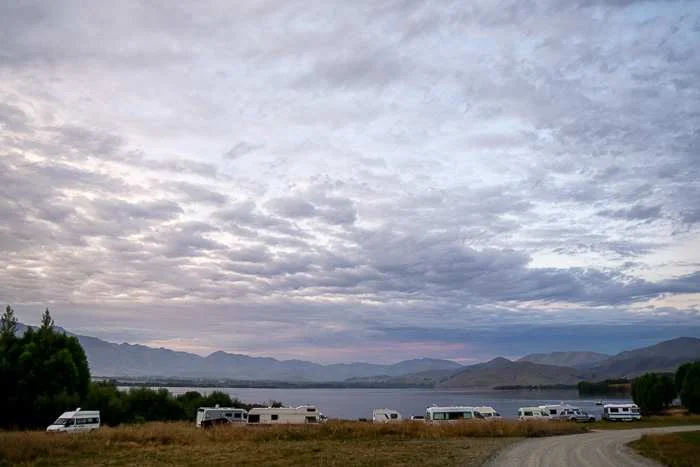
[425,406,476,422]
[372,408,402,423]
[46,408,100,432]
[602,403,641,421]
[517,407,550,420]
[247,405,321,424]
[473,406,502,420]
[196,407,248,427]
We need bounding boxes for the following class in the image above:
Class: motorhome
[517,406,550,420]
[372,408,402,423]
[473,406,502,420]
[425,406,476,422]
[196,407,248,427]
[46,408,100,432]
[539,404,595,422]
[247,405,321,424]
[602,403,641,421]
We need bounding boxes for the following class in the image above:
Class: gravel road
[485,425,700,467]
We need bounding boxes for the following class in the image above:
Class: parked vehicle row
[46,401,642,432]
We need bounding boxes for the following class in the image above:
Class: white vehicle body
[247,406,321,424]
[473,406,502,419]
[602,403,641,421]
[196,407,248,427]
[517,406,550,420]
[372,408,402,423]
[425,406,475,422]
[539,404,595,422]
[46,408,100,432]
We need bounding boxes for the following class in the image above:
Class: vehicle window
[549,409,557,415]
[390,413,398,419]
[225,413,233,417]
[234,413,241,419]
[306,408,316,412]
[524,411,533,416]
[271,414,279,421]
[610,408,619,413]
[622,407,629,412]
[432,412,445,420]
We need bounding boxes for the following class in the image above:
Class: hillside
[437,357,590,388]
[586,337,700,378]
[518,351,610,368]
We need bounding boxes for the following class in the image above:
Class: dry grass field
[590,415,700,430]
[0,419,587,467]
[629,430,700,467]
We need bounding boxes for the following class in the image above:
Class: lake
[148,387,633,420]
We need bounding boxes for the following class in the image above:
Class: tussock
[0,419,585,465]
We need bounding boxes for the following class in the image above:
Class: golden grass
[629,430,700,467]
[0,420,586,467]
[591,415,700,430]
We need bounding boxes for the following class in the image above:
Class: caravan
[473,406,502,420]
[517,407,550,420]
[372,408,402,423]
[46,408,100,432]
[602,403,641,421]
[247,406,321,424]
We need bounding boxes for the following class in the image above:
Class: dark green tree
[0,306,21,428]
[86,381,126,426]
[1,305,18,338]
[676,362,693,394]
[2,308,92,428]
[632,373,675,414]
[680,362,700,414]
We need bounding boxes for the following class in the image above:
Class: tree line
[0,306,279,429]
[630,362,700,414]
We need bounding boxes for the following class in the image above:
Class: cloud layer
[2,0,699,362]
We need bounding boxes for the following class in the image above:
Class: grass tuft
[629,430,700,467]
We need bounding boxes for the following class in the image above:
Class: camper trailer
[372,408,402,423]
[425,406,475,422]
[517,406,550,420]
[602,403,641,421]
[247,406,321,424]
[46,408,100,432]
[196,407,248,427]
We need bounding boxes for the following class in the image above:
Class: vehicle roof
[518,407,546,411]
[474,406,497,411]
[57,410,100,418]
[249,406,317,413]
[199,407,247,411]
[603,403,638,408]
[426,406,475,412]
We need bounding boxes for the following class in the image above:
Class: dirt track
[485,425,700,467]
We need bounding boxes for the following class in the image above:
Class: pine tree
[1,305,18,338]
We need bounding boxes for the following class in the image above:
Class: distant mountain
[437,357,590,388]
[518,351,611,368]
[586,337,700,378]
[20,324,459,382]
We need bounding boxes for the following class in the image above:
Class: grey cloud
[223,142,262,160]
[598,204,663,221]
[266,196,317,218]
[162,181,229,206]
[0,102,29,132]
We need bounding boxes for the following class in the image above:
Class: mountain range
[15,323,700,387]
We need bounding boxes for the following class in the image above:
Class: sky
[1,0,700,364]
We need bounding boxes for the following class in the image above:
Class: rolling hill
[518,351,611,368]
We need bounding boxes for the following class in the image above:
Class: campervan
[196,407,248,427]
[46,408,100,432]
[539,404,595,422]
[372,408,402,423]
[473,406,502,420]
[602,403,641,421]
[425,406,476,422]
[517,407,550,420]
[247,405,321,424]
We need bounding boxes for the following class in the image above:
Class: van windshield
[53,418,72,426]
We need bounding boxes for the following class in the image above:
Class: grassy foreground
[0,420,586,467]
[629,430,700,467]
[590,415,700,430]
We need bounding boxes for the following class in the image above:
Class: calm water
[150,387,633,420]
